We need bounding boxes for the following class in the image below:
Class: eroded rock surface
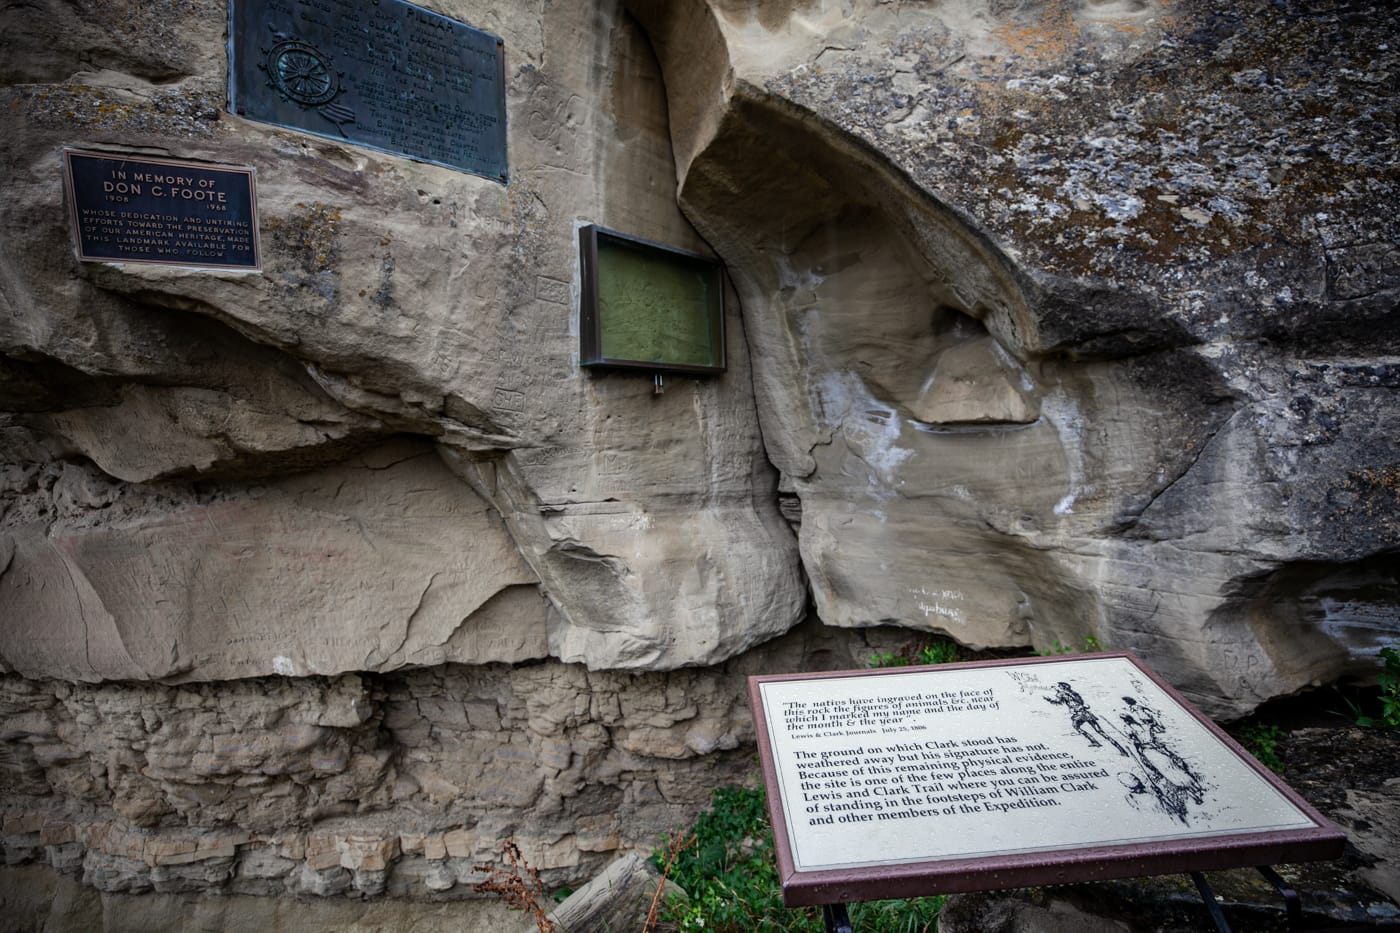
[1,0,803,678]
[0,622,887,903]
[1,439,551,681]
[629,0,1400,715]
[2,0,1392,706]
[2,0,1399,923]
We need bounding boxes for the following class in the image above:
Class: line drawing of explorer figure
[1045,682,1129,757]
[1119,696,1206,807]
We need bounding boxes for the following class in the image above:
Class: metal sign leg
[1256,865,1303,929]
[1191,871,1233,933]
[822,902,853,933]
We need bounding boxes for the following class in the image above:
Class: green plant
[916,641,959,666]
[1238,722,1284,772]
[1353,646,1400,729]
[654,785,786,931]
[1383,647,1400,727]
[868,638,959,669]
[654,785,943,933]
[1336,688,1370,725]
[1036,635,1102,656]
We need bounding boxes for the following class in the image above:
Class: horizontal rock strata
[0,623,892,903]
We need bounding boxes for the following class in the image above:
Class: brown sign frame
[578,223,727,376]
[749,652,1345,908]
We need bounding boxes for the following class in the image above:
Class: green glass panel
[596,238,723,369]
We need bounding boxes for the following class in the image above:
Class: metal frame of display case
[578,223,727,377]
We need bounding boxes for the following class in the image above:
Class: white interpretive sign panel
[749,653,1344,906]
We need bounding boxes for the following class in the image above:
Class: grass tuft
[654,785,943,933]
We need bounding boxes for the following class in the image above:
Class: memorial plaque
[578,224,727,375]
[750,653,1344,907]
[228,0,507,182]
[63,149,260,270]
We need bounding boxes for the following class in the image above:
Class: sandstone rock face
[1,439,551,681]
[1,3,808,915]
[1,0,1399,922]
[2,0,1391,710]
[0,0,804,676]
[0,622,887,905]
[629,0,1400,715]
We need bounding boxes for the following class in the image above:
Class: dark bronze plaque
[579,225,727,376]
[63,149,260,270]
[228,0,507,182]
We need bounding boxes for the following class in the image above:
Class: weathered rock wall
[1,0,1398,923]
[0,621,896,911]
[1,0,804,680]
[0,0,812,917]
[2,439,554,681]
[629,0,1400,714]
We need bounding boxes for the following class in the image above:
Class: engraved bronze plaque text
[228,0,507,181]
[64,149,260,270]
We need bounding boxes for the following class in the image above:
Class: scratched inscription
[229,0,507,181]
[910,586,964,623]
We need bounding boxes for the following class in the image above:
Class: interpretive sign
[578,224,727,375]
[750,653,1344,907]
[63,149,260,270]
[228,0,507,181]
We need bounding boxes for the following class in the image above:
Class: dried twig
[473,840,558,933]
[641,832,693,933]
